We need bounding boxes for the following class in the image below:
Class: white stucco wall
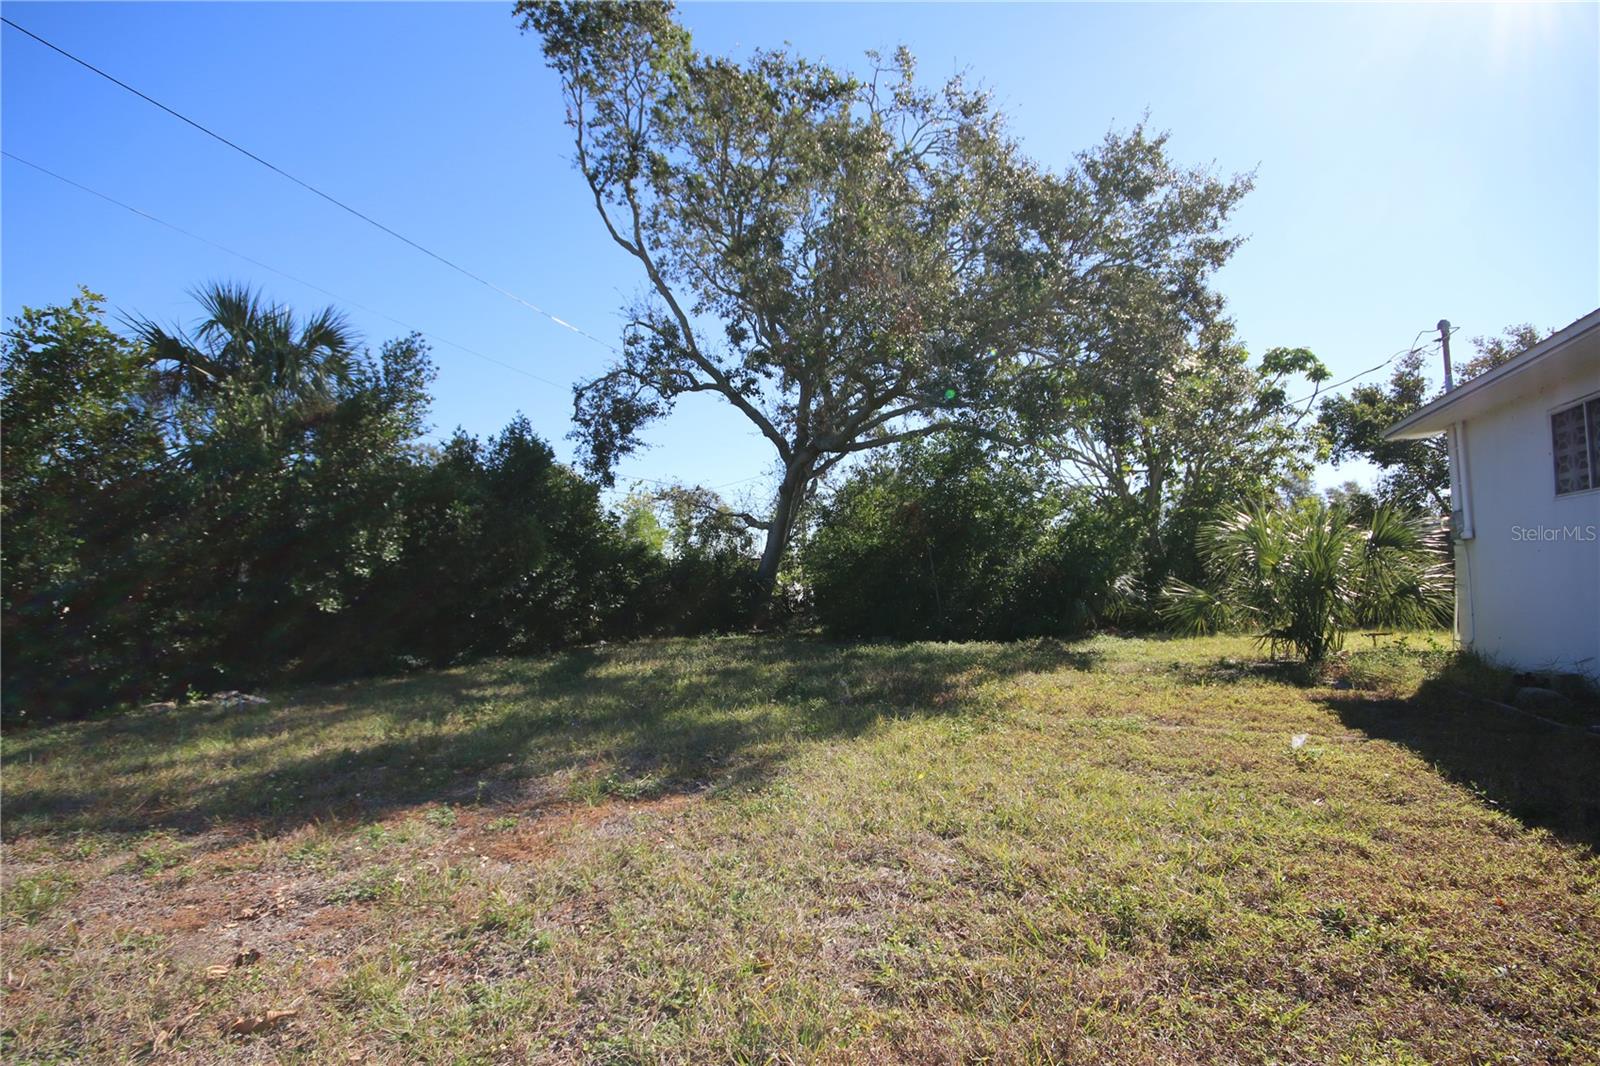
[1454,366,1600,678]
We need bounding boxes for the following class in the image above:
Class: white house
[1385,309,1600,679]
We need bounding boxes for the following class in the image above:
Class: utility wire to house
[1286,327,1443,408]
[4,129,1444,494]
[1,15,621,358]
[629,472,771,492]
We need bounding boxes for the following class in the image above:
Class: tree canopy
[132,281,360,434]
[1037,318,1327,595]
[1,287,695,720]
[806,433,1136,640]
[520,0,1260,593]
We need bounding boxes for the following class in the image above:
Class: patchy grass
[2,633,1597,1063]
[1338,635,1457,694]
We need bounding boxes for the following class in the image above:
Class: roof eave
[1381,307,1600,442]
[1386,407,1448,440]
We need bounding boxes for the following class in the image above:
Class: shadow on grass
[5,637,1100,839]
[1320,676,1600,851]
[1169,657,1317,687]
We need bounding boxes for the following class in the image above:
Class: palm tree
[1161,501,1451,663]
[132,283,358,425]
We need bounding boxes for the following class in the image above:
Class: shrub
[618,486,760,636]
[1,290,670,721]
[1161,501,1450,663]
[805,434,1133,640]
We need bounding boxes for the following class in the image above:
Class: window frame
[1550,390,1600,498]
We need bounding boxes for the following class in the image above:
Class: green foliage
[1341,637,1454,695]
[521,1,1258,595]
[619,485,760,634]
[618,491,668,555]
[2,289,175,718]
[1161,502,1451,663]
[1,288,671,722]
[167,329,441,681]
[1,870,78,924]
[1323,479,1380,523]
[0,286,1389,720]
[613,488,766,632]
[356,414,657,668]
[132,281,359,429]
[1034,317,1329,606]
[806,435,1136,639]
[1457,323,1545,384]
[1317,326,1546,513]
[1317,351,1448,514]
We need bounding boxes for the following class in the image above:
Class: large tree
[1034,314,1328,595]
[520,1,1251,594]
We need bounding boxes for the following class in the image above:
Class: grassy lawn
[2,633,1597,1063]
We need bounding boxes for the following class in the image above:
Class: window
[1551,397,1600,495]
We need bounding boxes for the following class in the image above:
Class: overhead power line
[5,150,766,495]
[1,15,620,356]
[627,472,770,492]
[1288,328,1439,408]
[2,150,567,388]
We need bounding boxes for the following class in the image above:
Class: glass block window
[1551,397,1600,495]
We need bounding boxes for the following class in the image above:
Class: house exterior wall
[1455,365,1600,678]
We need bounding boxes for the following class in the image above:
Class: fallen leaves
[210,942,294,1037]
[229,883,296,923]
[151,1008,201,1053]
[166,951,292,1049]
[224,1008,298,1036]
[202,945,262,982]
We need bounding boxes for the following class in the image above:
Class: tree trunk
[1139,469,1167,601]
[753,453,814,598]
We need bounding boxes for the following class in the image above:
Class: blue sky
[4,2,1596,506]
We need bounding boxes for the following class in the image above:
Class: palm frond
[1168,499,1450,664]
[1159,577,1239,635]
